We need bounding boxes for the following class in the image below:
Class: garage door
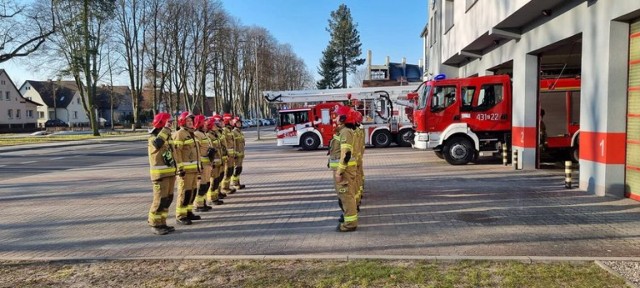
[626,18,640,201]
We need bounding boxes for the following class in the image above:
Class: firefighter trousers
[176,171,198,219]
[194,165,212,208]
[221,156,236,192]
[355,161,364,205]
[231,155,245,187]
[148,176,175,226]
[334,167,358,230]
[207,164,224,201]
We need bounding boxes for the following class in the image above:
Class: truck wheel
[571,146,579,163]
[443,137,475,165]
[300,133,320,150]
[396,129,414,147]
[434,151,444,159]
[373,130,392,148]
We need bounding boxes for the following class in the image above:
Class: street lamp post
[255,41,261,140]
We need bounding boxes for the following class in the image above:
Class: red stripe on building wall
[580,131,626,164]
[511,126,537,148]
[627,192,640,201]
[630,86,640,91]
[628,139,640,145]
[629,114,640,118]
[630,59,640,65]
[626,165,640,172]
[632,32,640,38]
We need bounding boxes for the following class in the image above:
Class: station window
[16,109,21,119]
[444,0,454,33]
[8,109,13,119]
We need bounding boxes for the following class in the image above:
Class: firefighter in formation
[147,113,177,235]
[352,110,365,209]
[146,111,250,234]
[328,105,359,232]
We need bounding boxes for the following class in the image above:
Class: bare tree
[47,0,116,136]
[114,0,146,129]
[0,0,55,63]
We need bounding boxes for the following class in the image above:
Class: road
[1,129,640,261]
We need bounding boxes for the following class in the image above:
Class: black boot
[176,217,192,225]
[160,224,175,232]
[194,206,211,212]
[187,212,201,220]
[211,199,224,205]
[151,226,170,235]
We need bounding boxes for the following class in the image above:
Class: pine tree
[316,46,340,89]
[327,4,365,88]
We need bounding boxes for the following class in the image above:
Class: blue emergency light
[434,74,446,80]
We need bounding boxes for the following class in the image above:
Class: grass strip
[0,259,629,288]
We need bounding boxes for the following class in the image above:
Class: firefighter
[193,114,214,212]
[147,112,176,235]
[172,112,201,225]
[205,116,225,206]
[220,113,237,195]
[331,105,358,232]
[352,110,365,209]
[231,117,246,190]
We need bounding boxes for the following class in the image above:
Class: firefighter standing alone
[147,112,177,235]
[330,106,359,232]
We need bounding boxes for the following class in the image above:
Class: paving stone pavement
[1,132,640,260]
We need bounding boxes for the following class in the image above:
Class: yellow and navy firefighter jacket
[148,127,176,181]
[206,130,224,167]
[232,127,246,157]
[194,130,211,169]
[353,125,365,165]
[172,128,200,173]
[337,126,357,175]
[222,126,236,157]
[328,129,342,171]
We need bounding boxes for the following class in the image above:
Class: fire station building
[423,0,640,199]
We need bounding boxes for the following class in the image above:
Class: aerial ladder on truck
[263,85,420,150]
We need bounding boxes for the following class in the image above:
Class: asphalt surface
[1,130,640,262]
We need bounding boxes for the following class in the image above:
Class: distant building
[363,50,423,87]
[0,69,40,132]
[19,80,132,128]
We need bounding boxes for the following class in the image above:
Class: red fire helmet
[152,112,172,129]
[205,117,217,130]
[177,111,194,127]
[193,114,206,130]
[222,113,233,125]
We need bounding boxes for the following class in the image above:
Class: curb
[0,136,146,153]
[595,260,639,288]
[3,255,640,262]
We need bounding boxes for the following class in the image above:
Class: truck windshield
[278,111,309,127]
[416,85,431,110]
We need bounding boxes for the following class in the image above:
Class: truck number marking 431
[476,113,500,121]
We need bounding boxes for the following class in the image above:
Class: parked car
[242,120,250,128]
[44,119,68,127]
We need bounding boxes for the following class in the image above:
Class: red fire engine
[412,74,580,165]
[263,85,419,150]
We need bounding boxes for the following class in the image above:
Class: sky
[0,0,428,87]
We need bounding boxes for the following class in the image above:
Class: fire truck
[263,85,419,150]
[412,74,580,165]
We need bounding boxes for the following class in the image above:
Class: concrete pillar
[511,53,539,170]
[579,19,629,197]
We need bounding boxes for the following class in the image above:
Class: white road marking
[50,157,66,160]
[0,165,6,168]
[20,161,37,164]
[98,148,131,154]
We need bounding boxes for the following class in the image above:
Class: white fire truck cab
[263,85,419,150]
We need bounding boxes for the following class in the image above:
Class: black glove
[178,170,186,177]
[207,147,216,160]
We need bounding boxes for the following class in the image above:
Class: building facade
[0,69,40,132]
[424,0,640,199]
